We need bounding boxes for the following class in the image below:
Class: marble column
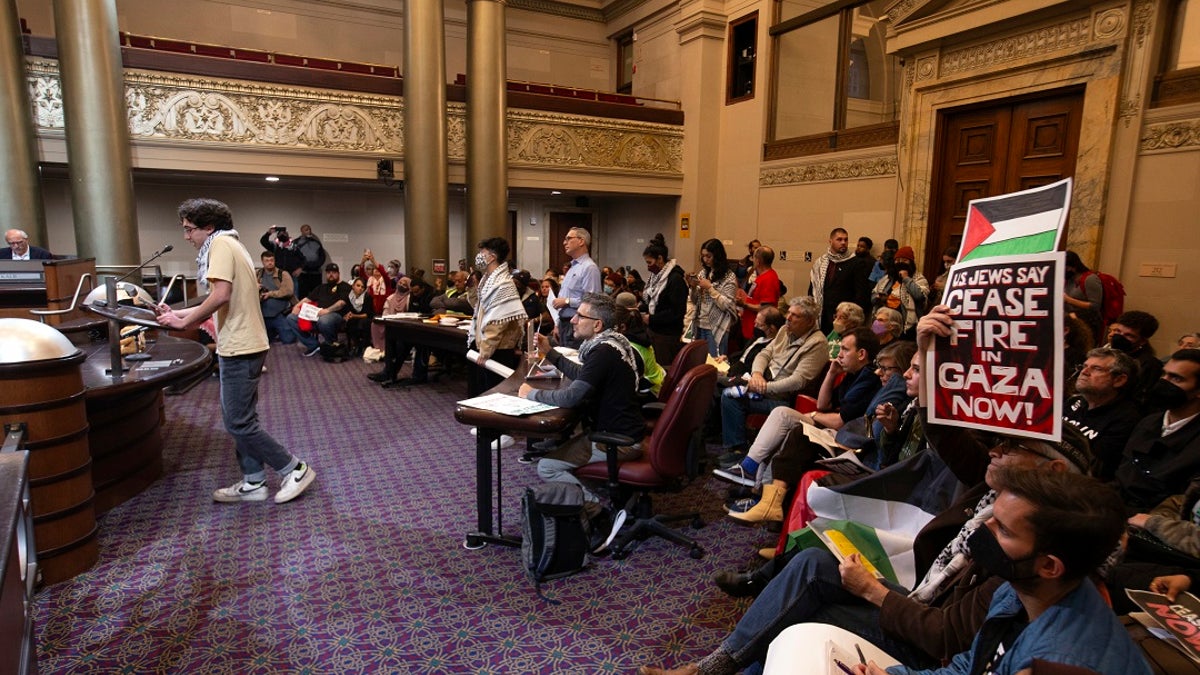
[53,0,139,267]
[403,0,449,281]
[466,0,508,249]
[0,0,47,245]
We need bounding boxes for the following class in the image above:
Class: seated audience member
[1170,332,1200,359]
[826,302,865,359]
[808,327,882,431]
[871,245,928,338]
[851,470,1145,675]
[256,251,295,344]
[718,306,786,384]
[2,228,53,259]
[537,277,559,335]
[1106,310,1164,409]
[513,270,542,320]
[287,262,351,356]
[518,294,646,517]
[1114,348,1200,511]
[872,307,903,347]
[720,297,828,455]
[1062,313,1095,395]
[604,271,627,297]
[615,292,665,399]
[367,278,435,386]
[713,341,914,526]
[1128,475,1200,558]
[874,349,928,465]
[466,238,526,396]
[640,422,1096,675]
[625,268,645,299]
[430,271,473,314]
[736,246,782,343]
[344,277,374,356]
[1064,347,1141,480]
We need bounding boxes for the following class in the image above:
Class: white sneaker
[275,462,316,504]
[213,480,268,503]
[492,434,515,450]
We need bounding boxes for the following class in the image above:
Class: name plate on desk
[457,393,557,416]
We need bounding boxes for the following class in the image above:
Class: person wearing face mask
[871,246,928,338]
[466,238,527,396]
[640,347,1097,675]
[640,233,689,367]
[848,469,1145,675]
[1113,348,1200,512]
[1106,310,1164,411]
[872,308,903,347]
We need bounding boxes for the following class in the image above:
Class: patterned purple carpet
[34,344,768,673]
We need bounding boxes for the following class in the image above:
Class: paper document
[457,392,557,416]
[546,288,560,325]
[466,350,515,379]
[297,303,321,321]
[381,312,422,319]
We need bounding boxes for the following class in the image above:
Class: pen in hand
[855,643,867,665]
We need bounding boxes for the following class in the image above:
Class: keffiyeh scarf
[196,229,241,292]
[579,328,640,390]
[809,247,855,311]
[643,258,678,314]
[909,489,997,603]
[468,263,527,346]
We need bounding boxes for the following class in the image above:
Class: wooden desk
[0,258,96,326]
[373,316,471,356]
[454,356,576,549]
[76,335,212,513]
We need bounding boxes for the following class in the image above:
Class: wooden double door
[926,88,1084,276]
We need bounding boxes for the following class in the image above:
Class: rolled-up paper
[466,349,515,378]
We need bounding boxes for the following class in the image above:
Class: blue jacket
[888,581,1151,675]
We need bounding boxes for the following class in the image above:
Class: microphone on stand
[113,244,174,284]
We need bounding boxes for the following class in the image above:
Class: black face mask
[967,525,1040,582]
[1109,334,1135,353]
[753,328,767,340]
[1146,379,1191,410]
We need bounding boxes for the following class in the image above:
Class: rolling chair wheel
[689,546,704,559]
[690,517,705,529]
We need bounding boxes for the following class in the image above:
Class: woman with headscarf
[640,233,689,367]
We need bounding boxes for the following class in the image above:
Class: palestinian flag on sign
[957,178,1072,262]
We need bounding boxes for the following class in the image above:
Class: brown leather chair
[644,339,709,422]
[579,363,718,559]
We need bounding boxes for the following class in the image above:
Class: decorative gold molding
[760,150,898,186]
[939,15,1094,77]
[27,58,683,177]
[508,0,604,22]
[1140,117,1200,152]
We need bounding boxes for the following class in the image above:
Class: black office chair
[578,364,718,560]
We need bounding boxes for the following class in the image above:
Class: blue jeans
[218,352,296,482]
[724,548,932,674]
[287,312,345,350]
[721,394,790,448]
[695,327,727,358]
[263,314,296,344]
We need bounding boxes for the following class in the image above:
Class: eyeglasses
[996,438,1057,462]
[874,361,901,372]
[182,225,201,234]
[575,312,599,321]
[564,235,582,242]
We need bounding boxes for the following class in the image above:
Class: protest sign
[927,252,1064,441]
[957,179,1071,262]
[1127,589,1200,664]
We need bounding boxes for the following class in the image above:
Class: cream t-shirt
[205,234,269,357]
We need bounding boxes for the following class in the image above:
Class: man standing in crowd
[553,227,602,348]
[736,246,781,343]
[1064,347,1141,480]
[292,223,327,300]
[2,228,53,259]
[288,262,351,356]
[156,198,315,504]
[809,227,871,334]
[259,225,302,292]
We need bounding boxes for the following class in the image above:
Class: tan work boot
[728,480,787,525]
[757,546,777,560]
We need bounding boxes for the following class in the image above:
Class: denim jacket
[887,581,1151,675]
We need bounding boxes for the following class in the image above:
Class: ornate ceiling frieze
[1140,117,1200,153]
[508,0,605,22]
[759,151,898,186]
[938,14,1094,77]
[26,58,682,177]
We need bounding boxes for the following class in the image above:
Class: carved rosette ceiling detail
[939,16,1093,76]
[1141,118,1200,152]
[1093,8,1125,40]
[27,59,682,177]
[759,152,898,186]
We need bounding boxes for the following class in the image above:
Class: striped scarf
[644,258,678,314]
[196,229,241,291]
[468,263,527,346]
[579,329,640,390]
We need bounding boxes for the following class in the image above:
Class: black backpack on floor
[521,482,590,603]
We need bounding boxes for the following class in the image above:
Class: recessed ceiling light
[550,190,561,195]
[265,176,280,182]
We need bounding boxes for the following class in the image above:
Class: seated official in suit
[2,229,54,260]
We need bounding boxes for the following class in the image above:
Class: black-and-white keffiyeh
[809,247,855,311]
[643,258,678,314]
[909,489,997,603]
[196,229,241,291]
[579,328,640,390]
[468,263,527,346]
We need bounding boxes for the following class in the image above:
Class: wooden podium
[0,258,97,326]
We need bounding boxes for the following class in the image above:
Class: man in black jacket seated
[518,293,646,517]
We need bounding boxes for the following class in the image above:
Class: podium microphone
[113,244,175,284]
